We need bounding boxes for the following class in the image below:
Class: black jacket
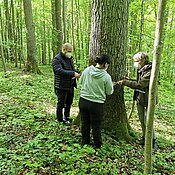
[52,51,76,90]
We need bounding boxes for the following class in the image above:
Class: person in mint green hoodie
[79,54,114,148]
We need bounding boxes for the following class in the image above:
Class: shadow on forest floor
[0,68,174,174]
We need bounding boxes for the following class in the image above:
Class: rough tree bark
[89,0,132,141]
[51,0,62,57]
[23,0,41,73]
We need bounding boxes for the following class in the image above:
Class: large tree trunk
[89,0,132,141]
[23,0,40,73]
[144,0,167,174]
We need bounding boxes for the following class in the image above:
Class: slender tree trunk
[75,0,80,62]
[84,0,91,66]
[138,0,144,51]
[0,41,6,72]
[51,0,62,56]
[144,0,167,174]
[128,10,138,78]
[42,0,47,65]
[48,28,51,64]
[71,0,76,59]
[78,0,84,61]
[0,6,6,72]
[16,2,20,68]
[62,0,66,43]
[51,0,56,56]
[11,0,17,67]
[4,0,10,61]
[6,0,14,62]
[23,0,41,73]
[55,0,62,51]
[89,0,132,140]
[169,11,175,82]
[168,11,174,82]
[19,0,24,68]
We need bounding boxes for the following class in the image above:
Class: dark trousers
[79,97,104,148]
[55,88,74,122]
[137,104,156,139]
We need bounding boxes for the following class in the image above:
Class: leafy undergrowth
[0,66,174,175]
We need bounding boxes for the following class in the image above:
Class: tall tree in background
[0,6,6,72]
[55,0,62,51]
[4,0,10,61]
[0,5,6,71]
[89,0,131,140]
[16,0,24,68]
[144,0,167,173]
[23,0,40,73]
[62,0,66,43]
[0,41,6,73]
[138,0,144,51]
[51,0,62,57]
[11,0,17,67]
[41,0,47,65]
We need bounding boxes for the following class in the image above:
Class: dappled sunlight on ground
[155,118,175,143]
[0,69,174,174]
[42,103,79,118]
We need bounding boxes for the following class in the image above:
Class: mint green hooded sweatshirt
[80,65,114,103]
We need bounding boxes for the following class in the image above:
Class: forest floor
[0,65,175,175]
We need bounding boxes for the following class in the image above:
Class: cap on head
[133,52,149,62]
[95,54,111,64]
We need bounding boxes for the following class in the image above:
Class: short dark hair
[95,54,111,64]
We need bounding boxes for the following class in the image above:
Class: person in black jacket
[52,43,80,124]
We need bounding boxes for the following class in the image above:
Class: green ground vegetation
[0,66,174,174]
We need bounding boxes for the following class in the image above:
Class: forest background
[0,0,175,174]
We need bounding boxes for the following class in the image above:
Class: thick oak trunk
[89,0,131,141]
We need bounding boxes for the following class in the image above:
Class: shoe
[62,121,70,126]
[94,144,101,149]
[57,118,63,122]
[94,140,102,149]
[64,117,73,123]
[139,137,145,146]
[153,139,158,153]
